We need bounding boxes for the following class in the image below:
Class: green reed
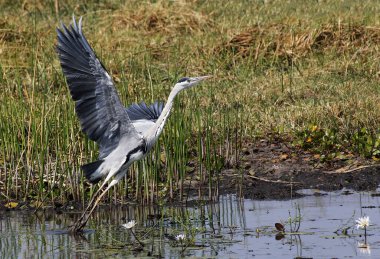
[1,0,380,205]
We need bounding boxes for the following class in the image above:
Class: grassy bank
[0,0,379,205]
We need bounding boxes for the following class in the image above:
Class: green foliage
[0,0,379,203]
[296,125,380,160]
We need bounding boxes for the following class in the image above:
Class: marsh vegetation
[1,0,379,205]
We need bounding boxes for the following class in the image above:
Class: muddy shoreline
[215,139,380,200]
[2,139,380,211]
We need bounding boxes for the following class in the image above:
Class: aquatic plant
[174,233,189,255]
[273,204,302,241]
[175,234,186,241]
[288,203,302,233]
[356,216,370,229]
[122,220,137,229]
[122,220,143,247]
[356,216,370,244]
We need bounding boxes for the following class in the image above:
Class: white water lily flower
[358,242,371,255]
[175,234,185,241]
[356,216,370,229]
[122,220,137,229]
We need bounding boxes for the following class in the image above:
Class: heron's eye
[186,79,191,83]
[177,77,189,83]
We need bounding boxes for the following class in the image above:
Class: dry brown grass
[111,2,213,34]
[221,23,380,62]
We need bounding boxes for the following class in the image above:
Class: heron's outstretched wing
[126,101,164,122]
[56,16,138,159]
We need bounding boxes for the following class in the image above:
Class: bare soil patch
[217,139,380,199]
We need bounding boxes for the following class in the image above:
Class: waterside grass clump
[1,0,379,205]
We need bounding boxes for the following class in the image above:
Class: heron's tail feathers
[81,160,105,184]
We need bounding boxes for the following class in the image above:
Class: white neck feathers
[143,84,183,148]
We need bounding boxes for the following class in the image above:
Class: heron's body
[84,101,163,184]
[56,16,210,233]
[83,134,146,184]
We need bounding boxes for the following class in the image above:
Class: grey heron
[56,17,210,233]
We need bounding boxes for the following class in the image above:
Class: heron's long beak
[194,75,212,81]
[191,75,212,86]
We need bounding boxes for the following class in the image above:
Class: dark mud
[217,139,380,199]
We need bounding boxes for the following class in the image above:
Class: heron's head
[175,76,211,90]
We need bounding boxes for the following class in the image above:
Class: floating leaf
[275,223,285,232]
[4,202,18,209]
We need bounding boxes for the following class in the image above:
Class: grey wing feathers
[126,101,164,122]
[56,16,137,159]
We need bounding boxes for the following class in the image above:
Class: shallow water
[1,189,379,258]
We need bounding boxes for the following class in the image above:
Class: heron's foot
[68,216,89,234]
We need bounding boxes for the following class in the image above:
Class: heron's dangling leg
[79,179,109,218]
[74,173,114,226]
[70,173,124,233]
[86,175,123,218]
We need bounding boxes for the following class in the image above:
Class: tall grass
[1,0,379,205]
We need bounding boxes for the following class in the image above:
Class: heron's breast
[132,119,156,135]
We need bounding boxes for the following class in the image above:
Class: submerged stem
[130,229,144,247]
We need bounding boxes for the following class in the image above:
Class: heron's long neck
[144,85,182,148]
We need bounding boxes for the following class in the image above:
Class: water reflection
[1,190,379,258]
